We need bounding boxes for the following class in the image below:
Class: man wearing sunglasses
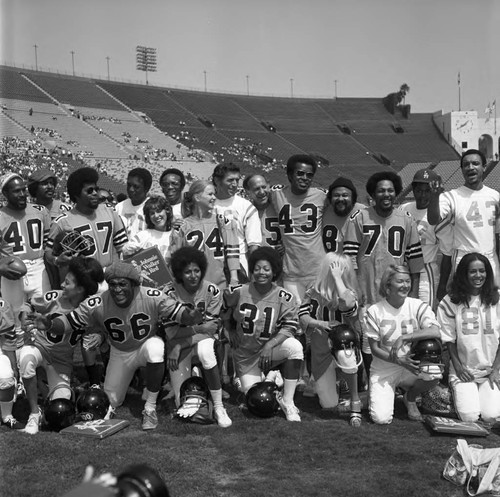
[427,148,500,291]
[269,155,327,304]
[45,167,128,275]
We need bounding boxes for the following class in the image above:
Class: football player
[223,247,304,422]
[162,247,232,428]
[0,297,24,429]
[34,261,203,430]
[115,168,152,238]
[428,149,500,287]
[366,265,441,424]
[27,169,71,221]
[19,257,104,435]
[159,167,185,220]
[322,177,364,253]
[45,167,128,275]
[343,171,424,372]
[243,174,283,255]
[213,163,262,280]
[0,173,51,335]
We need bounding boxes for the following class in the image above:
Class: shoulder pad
[32,204,46,212]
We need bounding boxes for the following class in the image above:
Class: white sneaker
[24,411,41,435]
[214,406,232,428]
[142,409,158,430]
[276,394,301,422]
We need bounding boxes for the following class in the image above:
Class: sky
[1,0,499,114]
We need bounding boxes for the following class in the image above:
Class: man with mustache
[322,177,364,253]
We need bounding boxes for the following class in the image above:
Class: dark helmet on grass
[76,385,110,421]
[246,381,279,418]
[117,464,170,497]
[44,398,76,431]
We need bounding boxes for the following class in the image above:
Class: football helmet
[246,381,279,418]
[177,376,214,425]
[59,230,96,257]
[76,385,110,421]
[411,338,444,380]
[44,398,76,431]
[117,464,170,497]
[328,324,362,374]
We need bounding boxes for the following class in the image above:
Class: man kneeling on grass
[35,261,202,431]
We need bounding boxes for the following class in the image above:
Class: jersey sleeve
[414,298,439,329]
[405,216,424,274]
[343,210,363,261]
[62,296,102,334]
[276,289,299,338]
[110,208,129,253]
[243,203,262,247]
[436,295,457,344]
[364,304,381,342]
[217,213,240,273]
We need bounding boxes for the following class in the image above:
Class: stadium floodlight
[136,46,157,85]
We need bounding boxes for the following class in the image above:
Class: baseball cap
[28,169,57,185]
[412,168,440,184]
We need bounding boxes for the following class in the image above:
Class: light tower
[136,46,157,85]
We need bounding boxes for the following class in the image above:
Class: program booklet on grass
[61,419,130,439]
[124,246,173,288]
[425,416,490,437]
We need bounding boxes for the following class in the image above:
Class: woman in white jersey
[438,253,500,423]
[365,265,441,424]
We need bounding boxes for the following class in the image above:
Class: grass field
[2,380,499,497]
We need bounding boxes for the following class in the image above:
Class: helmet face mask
[411,338,444,380]
[246,381,280,418]
[59,230,96,257]
[177,376,214,425]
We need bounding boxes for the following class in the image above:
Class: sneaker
[142,409,158,430]
[24,411,41,435]
[214,406,232,428]
[104,405,116,420]
[403,393,423,422]
[276,394,301,422]
[3,415,25,430]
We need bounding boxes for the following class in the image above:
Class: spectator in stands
[122,196,173,260]
[322,177,364,253]
[343,171,423,373]
[115,168,152,238]
[159,168,185,219]
[0,173,51,336]
[366,264,441,424]
[212,163,262,281]
[243,174,283,254]
[401,168,446,310]
[428,149,500,291]
[27,169,71,221]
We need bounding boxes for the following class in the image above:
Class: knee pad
[144,337,165,363]
[197,339,217,370]
[48,378,73,401]
[0,355,15,400]
[285,338,305,361]
[19,350,40,379]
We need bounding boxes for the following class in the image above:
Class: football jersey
[343,206,424,305]
[0,204,50,260]
[299,287,358,380]
[26,290,83,367]
[215,195,262,264]
[435,185,500,256]
[223,282,298,372]
[60,287,182,353]
[46,199,71,222]
[258,203,282,249]
[47,204,128,268]
[401,202,439,265]
[162,280,222,362]
[270,185,327,280]
[438,294,500,379]
[115,197,148,238]
[322,202,365,253]
[169,213,239,287]
[365,296,439,373]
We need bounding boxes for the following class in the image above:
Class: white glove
[176,397,203,418]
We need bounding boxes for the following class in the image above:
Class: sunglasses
[295,171,314,178]
[83,186,99,194]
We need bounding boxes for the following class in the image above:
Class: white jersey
[215,194,262,268]
[438,294,500,379]
[435,185,500,257]
[115,197,148,238]
[365,297,439,373]
[401,202,440,266]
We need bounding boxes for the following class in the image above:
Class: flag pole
[458,71,461,111]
